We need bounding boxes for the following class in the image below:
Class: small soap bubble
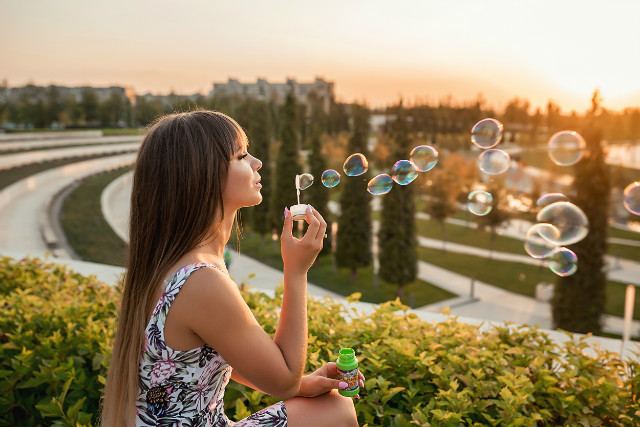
[548,131,586,166]
[467,190,493,216]
[391,160,419,185]
[536,193,569,207]
[549,247,578,277]
[623,181,640,215]
[524,223,560,258]
[296,173,314,190]
[478,149,511,175]
[367,174,393,195]
[343,153,368,176]
[471,118,503,149]
[536,201,588,245]
[410,145,439,172]
[321,169,341,188]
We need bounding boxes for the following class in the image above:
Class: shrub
[1,256,639,426]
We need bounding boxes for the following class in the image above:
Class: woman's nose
[253,156,262,171]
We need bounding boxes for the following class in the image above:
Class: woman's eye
[238,153,249,160]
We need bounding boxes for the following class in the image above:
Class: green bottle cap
[336,348,359,397]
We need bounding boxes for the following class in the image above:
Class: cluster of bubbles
[471,118,511,175]
[523,194,588,277]
[295,145,439,197]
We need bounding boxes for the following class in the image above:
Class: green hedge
[1,256,639,426]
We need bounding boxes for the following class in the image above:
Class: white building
[211,77,334,114]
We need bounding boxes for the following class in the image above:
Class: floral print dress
[136,263,288,427]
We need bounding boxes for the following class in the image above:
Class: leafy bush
[1,256,639,426]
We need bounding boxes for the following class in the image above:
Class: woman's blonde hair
[101,110,247,426]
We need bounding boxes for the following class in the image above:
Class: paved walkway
[0,142,141,170]
[0,134,143,152]
[0,153,136,254]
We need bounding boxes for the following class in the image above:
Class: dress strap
[149,263,224,328]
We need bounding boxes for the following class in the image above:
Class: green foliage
[379,103,417,294]
[0,256,119,426]
[336,104,372,276]
[3,256,640,427]
[553,122,610,333]
[270,92,302,221]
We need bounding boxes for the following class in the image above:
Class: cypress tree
[552,91,609,333]
[246,101,274,242]
[336,104,372,280]
[306,128,332,255]
[476,180,511,259]
[378,102,417,297]
[271,92,302,225]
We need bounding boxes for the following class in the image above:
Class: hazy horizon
[2,0,639,113]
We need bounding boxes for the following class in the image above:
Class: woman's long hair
[101,110,247,426]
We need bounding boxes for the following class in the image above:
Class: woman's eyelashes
[237,153,249,160]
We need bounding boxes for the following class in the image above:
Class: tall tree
[476,180,511,259]
[552,90,609,333]
[424,166,457,251]
[247,100,274,242]
[270,92,302,227]
[306,129,332,256]
[336,104,372,280]
[378,102,417,297]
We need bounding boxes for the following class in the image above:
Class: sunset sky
[2,0,639,113]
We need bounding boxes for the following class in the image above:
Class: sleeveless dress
[136,263,288,426]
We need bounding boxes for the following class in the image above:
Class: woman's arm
[184,206,326,399]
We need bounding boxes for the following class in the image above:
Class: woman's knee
[285,390,358,427]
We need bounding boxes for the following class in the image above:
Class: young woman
[101,110,361,427]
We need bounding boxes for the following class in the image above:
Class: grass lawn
[417,246,640,320]
[0,154,125,191]
[231,231,455,308]
[61,167,131,267]
[609,226,640,241]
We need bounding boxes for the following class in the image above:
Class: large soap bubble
[549,247,578,277]
[478,149,511,175]
[536,193,569,207]
[343,153,368,176]
[296,173,314,190]
[467,190,493,216]
[548,131,586,166]
[524,223,560,258]
[367,174,393,195]
[623,181,640,215]
[536,201,588,245]
[410,145,438,172]
[321,169,340,188]
[471,118,503,149]
[391,160,419,185]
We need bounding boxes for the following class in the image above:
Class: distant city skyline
[2,0,639,113]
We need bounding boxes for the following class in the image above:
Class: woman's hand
[297,362,365,398]
[281,205,327,276]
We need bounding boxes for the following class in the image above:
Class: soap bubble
[549,247,578,277]
[623,181,640,215]
[471,118,503,149]
[536,193,569,207]
[343,153,368,176]
[467,190,493,216]
[536,201,588,245]
[391,160,419,185]
[367,174,393,195]
[321,169,341,188]
[296,173,314,190]
[548,131,586,166]
[478,149,511,175]
[410,145,438,172]
[524,223,560,258]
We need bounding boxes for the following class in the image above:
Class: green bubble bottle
[336,348,359,397]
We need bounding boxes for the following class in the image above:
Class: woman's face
[222,145,263,212]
